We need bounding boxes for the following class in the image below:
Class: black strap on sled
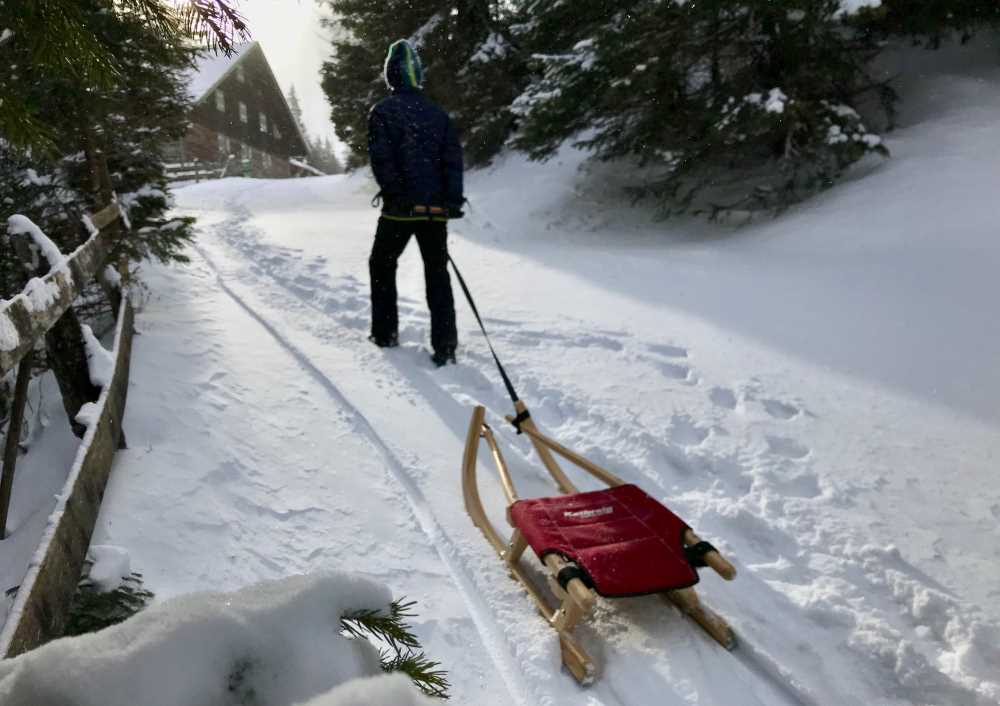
[557,564,592,591]
[684,540,718,569]
[448,256,525,428]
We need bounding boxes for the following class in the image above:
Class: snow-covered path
[84,157,998,704]
[81,44,1000,706]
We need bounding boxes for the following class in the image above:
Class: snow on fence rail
[0,200,134,658]
[0,203,120,378]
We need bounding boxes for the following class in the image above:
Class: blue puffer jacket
[368,40,464,217]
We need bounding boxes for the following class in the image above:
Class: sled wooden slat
[506,411,626,488]
[684,528,737,581]
[513,400,579,494]
[481,425,518,504]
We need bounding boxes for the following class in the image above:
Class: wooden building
[169,41,309,178]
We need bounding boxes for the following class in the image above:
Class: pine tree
[0,0,246,149]
[308,137,344,175]
[288,84,310,143]
[853,0,1000,47]
[3,0,197,264]
[514,0,892,217]
[320,0,526,167]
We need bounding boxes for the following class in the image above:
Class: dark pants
[369,217,457,354]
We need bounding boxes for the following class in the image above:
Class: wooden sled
[462,401,737,684]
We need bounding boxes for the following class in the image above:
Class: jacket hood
[383,39,424,91]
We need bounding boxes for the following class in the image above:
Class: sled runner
[461,400,738,684]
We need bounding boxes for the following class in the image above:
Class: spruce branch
[64,571,154,637]
[340,598,421,652]
[341,598,450,699]
[380,649,452,699]
[177,0,250,55]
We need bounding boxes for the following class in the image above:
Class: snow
[0,373,79,627]
[86,544,130,592]
[102,265,122,288]
[81,214,99,238]
[182,42,253,103]
[764,88,787,114]
[19,277,59,312]
[0,310,18,352]
[470,32,510,64]
[290,158,326,176]
[0,573,432,706]
[837,0,882,14]
[2,38,998,706]
[6,214,65,268]
[80,323,114,388]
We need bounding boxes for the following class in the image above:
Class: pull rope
[448,255,530,431]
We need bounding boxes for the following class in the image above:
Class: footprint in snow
[573,334,624,352]
[668,414,710,447]
[762,398,801,420]
[766,435,811,460]
[647,343,688,359]
[708,386,738,410]
[655,360,698,385]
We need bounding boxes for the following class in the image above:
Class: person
[367,38,464,367]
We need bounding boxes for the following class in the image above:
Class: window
[236,65,245,82]
[215,90,225,112]
[274,125,282,140]
[263,152,272,168]
[217,132,229,157]
[239,101,248,124]
[259,112,268,133]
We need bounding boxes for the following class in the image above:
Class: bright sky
[236,0,343,153]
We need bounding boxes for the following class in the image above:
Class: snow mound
[0,573,433,706]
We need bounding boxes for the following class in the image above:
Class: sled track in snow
[193,240,560,706]
[190,207,829,706]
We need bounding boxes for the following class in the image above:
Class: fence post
[11,233,100,440]
[0,353,32,539]
[84,139,125,317]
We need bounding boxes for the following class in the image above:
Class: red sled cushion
[509,484,698,597]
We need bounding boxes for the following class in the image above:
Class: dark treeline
[321,0,999,217]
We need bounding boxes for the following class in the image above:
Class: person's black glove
[447,202,465,219]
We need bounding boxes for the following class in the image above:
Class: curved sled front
[462,402,737,683]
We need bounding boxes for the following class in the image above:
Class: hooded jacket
[368,40,464,217]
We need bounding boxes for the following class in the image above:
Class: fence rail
[0,203,120,378]
[0,181,134,656]
[164,156,237,183]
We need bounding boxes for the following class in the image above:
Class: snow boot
[431,347,456,368]
[369,333,399,348]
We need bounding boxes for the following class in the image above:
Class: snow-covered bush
[0,573,440,706]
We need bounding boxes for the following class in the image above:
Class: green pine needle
[341,598,450,699]
[64,572,154,637]
[380,649,452,699]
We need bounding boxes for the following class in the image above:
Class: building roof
[182,41,310,156]
[184,41,255,102]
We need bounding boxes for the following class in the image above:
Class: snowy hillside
[2,38,997,706]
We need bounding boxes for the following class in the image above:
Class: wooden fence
[0,196,134,657]
[164,155,239,183]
